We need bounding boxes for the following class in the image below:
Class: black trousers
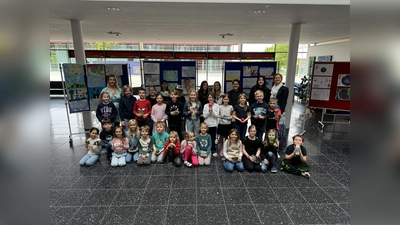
[242,156,262,172]
[170,125,183,143]
[281,159,310,175]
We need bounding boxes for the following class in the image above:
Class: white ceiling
[50,0,350,44]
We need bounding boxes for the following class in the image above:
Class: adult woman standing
[248,76,271,106]
[197,81,209,124]
[213,81,223,105]
[270,73,289,150]
[101,75,123,127]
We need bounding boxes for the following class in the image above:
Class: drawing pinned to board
[63,64,85,76]
[163,70,178,81]
[87,75,105,88]
[145,75,160,86]
[313,64,334,76]
[243,66,259,76]
[265,78,273,89]
[312,76,332,88]
[310,88,330,101]
[243,89,251,98]
[242,78,257,89]
[67,88,88,101]
[337,74,350,87]
[89,99,101,111]
[168,83,178,91]
[226,70,240,81]
[144,63,160,74]
[259,67,274,77]
[225,82,232,92]
[69,99,90,113]
[181,79,195,89]
[105,64,123,76]
[65,74,86,88]
[335,88,350,101]
[182,67,196,77]
[87,64,105,76]
[88,87,103,99]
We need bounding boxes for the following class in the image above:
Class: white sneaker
[301,172,311,179]
[277,152,280,159]
[215,137,219,144]
[212,153,218,157]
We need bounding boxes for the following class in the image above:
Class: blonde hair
[263,129,279,147]
[200,122,208,131]
[227,128,241,147]
[213,81,222,99]
[189,90,198,102]
[140,125,150,133]
[155,121,166,128]
[107,75,120,89]
[269,97,278,103]
[127,119,140,138]
[237,93,248,110]
[168,131,180,143]
[122,85,132,93]
[185,131,194,140]
[255,90,264,97]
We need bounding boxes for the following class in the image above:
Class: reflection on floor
[51,99,350,225]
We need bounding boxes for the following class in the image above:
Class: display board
[142,61,196,95]
[62,63,129,113]
[223,62,277,95]
[308,62,350,111]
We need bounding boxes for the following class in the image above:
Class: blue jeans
[79,154,100,166]
[186,118,200,134]
[235,123,247,141]
[100,140,112,154]
[261,151,277,172]
[223,160,244,172]
[125,152,139,163]
[255,124,266,141]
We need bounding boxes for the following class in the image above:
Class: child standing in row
[79,127,102,166]
[232,93,251,141]
[261,129,279,173]
[99,118,114,160]
[242,125,263,172]
[119,85,137,133]
[281,135,311,178]
[146,86,158,132]
[218,94,233,158]
[166,90,184,142]
[137,125,155,166]
[196,123,212,166]
[134,88,151,128]
[265,97,281,133]
[180,131,198,168]
[184,90,202,136]
[250,90,269,141]
[164,131,182,167]
[151,121,169,164]
[96,92,117,124]
[111,126,129,167]
[151,93,168,133]
[203,92,219,157]
[126,119,140,163]
[222,129,244,172]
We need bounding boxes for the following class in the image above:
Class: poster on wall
[63,63,90,113]
[168,83,178,91]
[313,64,334,76]
[182,66,196,77]
[243,66,259,76]
[335,88,350,101]
[87,64,105,76]
[259,67,275,77]
[64,74,86,88]
[105,64,123,76]
[163,70,178,81]
[69,100,90,113]
[317,55,332,62]
[88,87,103,110]
[144,63,160,74]
[337,74,350,87]
[310,88,330,101]
[225,82,233,92]
[312,76,332,88]
[226,70,240,81]
[242,78,257,89]
[63,64,85,76]
[145,75,161,86]
[265,78,273,89]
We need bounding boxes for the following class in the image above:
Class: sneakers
[184,161,192,167]
[301,172,311,179]
[271,166,278,173]
[212,153,218,157]
[277,152,280,159]
[215,136,219,144]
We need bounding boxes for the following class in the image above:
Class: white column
[70,20,93,130]
[285,23,301,126]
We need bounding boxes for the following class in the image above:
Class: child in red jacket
[133,88,151,128]
[163,131,182,167]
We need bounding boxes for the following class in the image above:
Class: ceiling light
[265,5,271,8]
[141,29,149,32]
[50,28,59,31]
[231,30,237,33]
[107,7,120,11]
[253,10,266,14]
[316,31,324,34]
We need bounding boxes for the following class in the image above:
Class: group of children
[82,84,311,178]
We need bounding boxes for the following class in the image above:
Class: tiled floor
[50,99,350,225]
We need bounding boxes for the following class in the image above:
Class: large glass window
[142,43,174,51]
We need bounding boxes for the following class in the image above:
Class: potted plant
[296,75,310,103]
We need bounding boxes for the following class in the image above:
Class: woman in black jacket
[248,76,271,106]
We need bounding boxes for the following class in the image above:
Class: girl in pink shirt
[151,93,168,133]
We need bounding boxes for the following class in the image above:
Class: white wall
[307,41,350,61]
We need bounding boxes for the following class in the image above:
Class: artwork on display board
[337,74,350,87]
[69,99,90,113]
[181,79,195,89]
[310,88,330,101]
[105,64,123,76]
[144,75,161,86]
[312,76,332,88]
[163,70,178,81]
[67,88,89,101]
[168,83,178,91]
[133,66,141,75]
[243,89,251,98]
[313,64,334,76]
[89,98,101,111]
[63,64,85,76]
[243,66,259,77]
[225,82,233,92]
[87,75,105,88]
[317,55,332,62]
[259,67,275,77]
[226,70,240,81]
[182,66,196,77]
[335,88,350,101]
[65,74,86,89]
[265,78,273,89]
[87,64,105,76]
[242,78,257,89]
[143,63,160,74]
[88,87,103,100]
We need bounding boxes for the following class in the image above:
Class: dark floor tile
[323,187,350,203]
[312,175,343,187]
[122,176,150,189]
[141,188,170,205]
[174,166,196,176]
[106,165,131,175]
[197,205,228,225]
[311,203,350,224]
[197,175,220,188]
[247,188,279,204]
[172,175,196,188]
[83,190,118,206]
[70,176,104,189]
[308,164,328,174]
[152,164,174,176]
[274,188,307,204]
[255,204,293,225]
[129,165,154,175]
[321,163,349,174]
[101,206,137,225]
[50,189,66,206]
[196,165,217,174]
[226,204,260,224]
[330,173,351,187]
[339,203,350,216]
[81,166,110,176]
[61,165,90,176]
[166,205,196,225]
[98,175,127,189]
[147,175,173,189]
[219,174,245,187]
[68,206,108,225]
[55,190,92,206]
[111,189,145,205]
[133,205,167,225]
[283,203,324,224]
[222,188,251,204]
[309,155,333,164]
[50,176,78,190]
[50,207,78,225]
[264,175,294,188]
[241,174,268,187]
[169,188,196,205]
[298,187,335,204]
[288,175,319,188]
[197,187,224,205]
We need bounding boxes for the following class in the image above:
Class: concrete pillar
[285,23,301,126]
[70,19,93,130]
